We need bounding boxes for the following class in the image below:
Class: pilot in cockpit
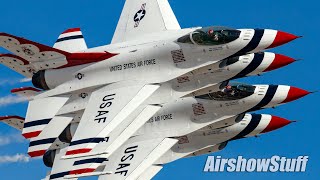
[222,85,233,94]
[208,29,220,42]
[196,82,256,101]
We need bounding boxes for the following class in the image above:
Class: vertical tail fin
[53,28,88,52]
[111,0,181,43]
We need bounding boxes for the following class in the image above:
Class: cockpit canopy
[196,82,256,101]
[178,26,241,46]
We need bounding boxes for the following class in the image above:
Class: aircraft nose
[263,54,296,72]
[261,115,292,133]
[268,31,301,49]
[282,86,310,103]
[251,85,310,110]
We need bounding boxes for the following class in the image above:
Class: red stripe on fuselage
[57,52,118,69]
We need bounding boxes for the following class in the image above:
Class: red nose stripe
[263,54,295,72]
[268,31,300,48]
[282,87,310,103]
[261,116,291,133]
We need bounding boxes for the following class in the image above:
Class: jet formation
[0,0,310,179]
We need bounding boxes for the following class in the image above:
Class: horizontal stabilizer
[0,116,24,130]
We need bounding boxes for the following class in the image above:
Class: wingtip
[11,87,41,93]
[0,115,25,121]
[0,32,12,37]
[0,53,13,57]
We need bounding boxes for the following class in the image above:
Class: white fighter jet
[0,85,304,179]
[0,0,308,179]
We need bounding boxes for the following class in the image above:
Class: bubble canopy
[178,26,241,46]
[196,82,256,101]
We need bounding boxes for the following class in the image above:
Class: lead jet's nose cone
[282,87,310,103]
[261,116,292,133]
[263,54,296,72]
[268,31,300,48]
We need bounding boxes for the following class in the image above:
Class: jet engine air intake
[219,56,240,68]
[235,113,245,123]
[219,81,230,90]
[218,141,228,150]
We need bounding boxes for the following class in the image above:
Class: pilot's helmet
[208,29,214,36]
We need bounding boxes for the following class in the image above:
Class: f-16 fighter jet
[1,112,296,180]
[0,0,307,179]
[0,82,309,179]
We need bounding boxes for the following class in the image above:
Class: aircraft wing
[0,54,36,77]
[112,0,181,44]
[0,33,117,75]
[11,87,41,99]
[0,116,24,131]
[64,83,161,159]
[0,33,70,71]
